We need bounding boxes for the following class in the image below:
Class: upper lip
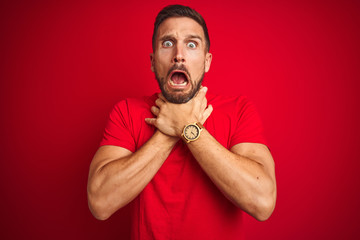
[168,70,190,82]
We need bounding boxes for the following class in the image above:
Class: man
[87,4,276,240]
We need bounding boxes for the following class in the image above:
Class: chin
[163,90,193,104]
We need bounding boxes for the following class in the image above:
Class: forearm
[187,130,276,221]
[145,89,276,220]
[88,131,178,220]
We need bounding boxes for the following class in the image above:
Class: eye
[187,42,197,48]
[163,40,173,47]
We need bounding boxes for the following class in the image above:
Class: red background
[1,0,360,239]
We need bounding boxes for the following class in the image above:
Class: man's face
[150,17,212,103]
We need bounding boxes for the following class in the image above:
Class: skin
[87,17,276,221]
[150,17,212,103]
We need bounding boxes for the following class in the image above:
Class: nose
[173,44,185,63]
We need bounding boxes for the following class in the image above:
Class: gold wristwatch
[181,122,204,143]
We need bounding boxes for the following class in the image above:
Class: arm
[146,87,276,221]
[87,130,178,220]
[186,132,276,221]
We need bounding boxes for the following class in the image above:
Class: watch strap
[181,122,204,143]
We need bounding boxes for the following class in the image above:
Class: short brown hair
[152,5,210,52]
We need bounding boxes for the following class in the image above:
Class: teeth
[170,79,188,86]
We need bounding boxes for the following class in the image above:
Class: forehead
[156,17,205,40]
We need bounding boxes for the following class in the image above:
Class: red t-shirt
[100,93,267,240]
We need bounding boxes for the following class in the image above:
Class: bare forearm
[145,89,276,220]
[88,131,178,220]
[187,130,276,221]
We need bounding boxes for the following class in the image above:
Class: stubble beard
[154,65,205,104]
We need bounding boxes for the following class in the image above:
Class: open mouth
[169,71,189,87]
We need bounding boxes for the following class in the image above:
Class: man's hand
[145,86,276,221]
[145,87,213,137]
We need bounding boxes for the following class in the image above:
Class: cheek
[188,55,206,77]
[188,51,206,66]
[155,52,172,72]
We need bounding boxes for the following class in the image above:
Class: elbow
[242,182,276,221]
[252,189,277,222]
[253,203,275,222]
[87,180,109,220]
[87,181,116,221]
[87,192,112,221]
[90,207,110,221]
[87,183,129,221]
[89,206,111,221]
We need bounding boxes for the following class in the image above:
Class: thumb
[196,86,208,100]
[145,118,157,126]
[201,104,213,124]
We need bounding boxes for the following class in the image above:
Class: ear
[204,52,212,73]
[150,53,155,72]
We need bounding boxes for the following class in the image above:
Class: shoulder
[207,93,255,113]
[113,94,157,111]
[107,94,157,125]
[204,93,266,148]
[207,93,263,131]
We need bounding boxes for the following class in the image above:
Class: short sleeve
[100,100,136,152]
[229,98,267,148]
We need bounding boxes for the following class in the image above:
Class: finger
[194,86,208,110]
[145,118,157,126]
[195,86,208,101]
[200,96,208,111]
[201,104,213,124]
[151,106,160,116]
[155,98,164,107]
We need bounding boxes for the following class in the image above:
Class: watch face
[184,124,200,140]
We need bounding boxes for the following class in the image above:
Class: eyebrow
[185,34,203,41]
[159,34,203,42]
